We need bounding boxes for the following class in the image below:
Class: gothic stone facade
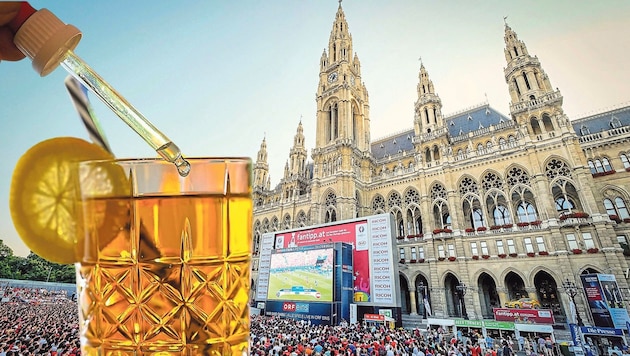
[251,4,630,322]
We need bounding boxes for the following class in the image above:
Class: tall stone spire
[315,1,370,152]
[503,22,569,136]
[504,22,559,114]
[289,121,307,177]
[327,1,353,65]
[311,3,373,224]
[253,137,269,190]
[414,61,444,136]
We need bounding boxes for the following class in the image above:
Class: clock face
[328,72,338,83]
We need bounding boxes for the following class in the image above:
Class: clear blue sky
[2,1,630,257]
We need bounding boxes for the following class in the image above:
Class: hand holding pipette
[5,2,191,176]
[0,2,26,61]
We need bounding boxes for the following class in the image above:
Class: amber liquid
[76,194,252,355]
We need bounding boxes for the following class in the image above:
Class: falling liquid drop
[174,157,191,177]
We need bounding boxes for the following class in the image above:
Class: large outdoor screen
[266,247,334,302]
[257,214,398,307]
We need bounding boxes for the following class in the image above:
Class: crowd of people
[0,287,80,356]
[0,286,563,356]
[250,315,555,356]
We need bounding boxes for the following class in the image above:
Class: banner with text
[257,214,397,306]
[493,308,555,324]
[581,274,630,329]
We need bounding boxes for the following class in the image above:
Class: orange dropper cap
[10,2,82,76]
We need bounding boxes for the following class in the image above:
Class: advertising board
[256,214,399,307]
[581,274,630,329]
[493,308,555,324]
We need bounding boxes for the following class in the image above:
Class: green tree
[0,239,13,259]
[0,239,15,278]
[0,241,75,282]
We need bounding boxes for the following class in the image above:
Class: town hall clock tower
[310,2,374,225]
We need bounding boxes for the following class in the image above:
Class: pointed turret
[315,1,370,152]
[414,62,444,137]
[327,3,353,65]
[503,21,569,138]
[289,121,307,177]
[311,2,373,224]
[253,137,269,190]
[352,53,361,76]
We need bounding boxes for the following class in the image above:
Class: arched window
[387,191,402,210]
[325,209,337,223]
[499,138,507,149]
[328,103,339,142]
[432,186,450,230]
[296,211,307,227]
[472,208,485,228]
[610,116,622,129]
[541,114,554,132]
[604,198,616,216]
[324,192,337,223]
[605,197,630,219]
[590,158,613,173]
[513,78,521,96]
[595,159,604,173]
[580,125,590,135]
[621,153,630,169]
[516,201,537,223]
[433,145,440,161]
[493,205,512,225]
[522,71,531,90]
[617,197,630,219]
[398,218,404,237]
[547,159,582,215]
[443,213,452,229]
[530,117,542,135]
[555,196,575,213]
[371,195,386,213]
[602,157,613,172]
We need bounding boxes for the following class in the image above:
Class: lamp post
[562,278,584,326]
[456,282,468,319]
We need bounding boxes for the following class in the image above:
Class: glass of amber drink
[75,158,252,355]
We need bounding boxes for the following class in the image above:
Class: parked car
[505,297,541,309]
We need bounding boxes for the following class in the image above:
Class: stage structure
[255,213,401,325]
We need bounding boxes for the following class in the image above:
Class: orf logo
[282,302,296,312]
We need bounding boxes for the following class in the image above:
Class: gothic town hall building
[251,4,630,323]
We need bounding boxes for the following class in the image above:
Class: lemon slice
[9,137,117,264]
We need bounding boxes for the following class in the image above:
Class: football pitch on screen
[267,270,333,302]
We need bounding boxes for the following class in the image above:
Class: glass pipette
[60,51,190,176]
[9,3,190,176]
